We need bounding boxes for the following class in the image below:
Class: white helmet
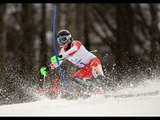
[57,30,72,45]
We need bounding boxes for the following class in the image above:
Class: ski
[104,90,160,98]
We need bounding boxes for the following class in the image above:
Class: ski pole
[42,76,46,89]
[74,49,98,56]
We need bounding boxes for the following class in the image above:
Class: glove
[51,55,64,64]
[40,66,49,77]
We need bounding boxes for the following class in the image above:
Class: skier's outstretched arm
[59,42,81,58]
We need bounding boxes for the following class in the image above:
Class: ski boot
[95,75,115,91]
[73,77,94,94]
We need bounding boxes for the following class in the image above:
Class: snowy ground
[0,78,160,117]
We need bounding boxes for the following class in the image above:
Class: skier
[41,29,112,92]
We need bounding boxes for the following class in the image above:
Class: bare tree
[20,4,36,75]
[0,4,6,59]
[39,4,47,69]
[0,4,6,89]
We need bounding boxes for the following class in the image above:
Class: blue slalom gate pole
[52,4,70,89]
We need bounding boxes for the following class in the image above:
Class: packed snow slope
[0,77,160,117]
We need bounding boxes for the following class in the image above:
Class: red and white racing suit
[52,41,105,80]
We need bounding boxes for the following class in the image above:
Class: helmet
[57,30,72,45]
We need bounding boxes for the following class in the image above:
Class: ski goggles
[57,34,71,45]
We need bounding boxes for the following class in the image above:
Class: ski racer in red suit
[50,30,111,91]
